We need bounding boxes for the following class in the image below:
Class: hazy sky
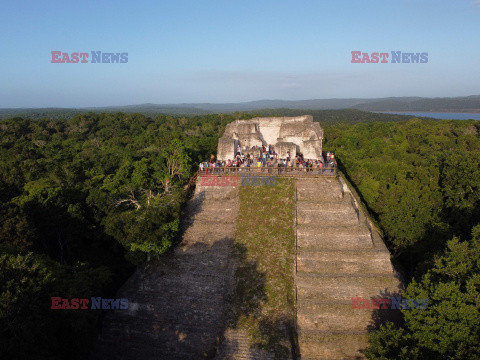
[1,0,480,107]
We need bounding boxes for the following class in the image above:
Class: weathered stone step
[176,240,235,257]
[103,301,227,341]
[143,304,226,323]
[142,271,230,289]
[185,198,237,216]
[183,212,236,224]
[297,206,358,226]
[102,315,223,340]
[181,223,236,243]
[185,205,237,219]
[297,225,373,250]
[297,222,370,236]
[296,179,344,200]
[168,252,232,269]
[297,301,374,332]
[296,197,351,207]
[297,249,394,275]
[124,292,226,313]
[147,249,233,271]
[297,189,343,202]
[298,330,368,360]
[297,188,355,205]
[296,193,347,204]
[193,185,238,200]
[136,282,230,303]
[188,195,237,207]
[296,273,402,301]
[98,327,218,359]
[94,338,200,360]
[123,292,226,311]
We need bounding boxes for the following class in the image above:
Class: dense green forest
[0,112,247,359]
[248,108,414,124]
[0,106,208,120]
[0,107,414,124]
[352,95,480,113]
[1,111,479,359]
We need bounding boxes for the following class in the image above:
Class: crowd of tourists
[199,144,336,173]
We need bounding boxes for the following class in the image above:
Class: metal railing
[198,163,337,177]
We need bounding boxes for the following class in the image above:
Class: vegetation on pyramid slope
[225,179,296,359]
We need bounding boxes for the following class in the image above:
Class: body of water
[379,112,480,120]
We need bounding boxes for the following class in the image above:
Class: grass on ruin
[227,178,296,359]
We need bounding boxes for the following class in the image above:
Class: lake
[379,112,480,120]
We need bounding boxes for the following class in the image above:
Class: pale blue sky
[1,0,480,107]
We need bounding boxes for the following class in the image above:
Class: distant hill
[0,105,207,120]
[0,108,85,120]
[1,95,479,120]
[351,95,480,113]
[152,97,422,112]
[140,96,478,113]
[83,103,209,115]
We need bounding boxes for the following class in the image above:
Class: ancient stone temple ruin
[216,115,323,160]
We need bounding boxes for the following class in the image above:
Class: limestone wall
[216,115,323,160]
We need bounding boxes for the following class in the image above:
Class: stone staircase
[295,177,403,360]
[92,182,239,360]
[91,175,402,360]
